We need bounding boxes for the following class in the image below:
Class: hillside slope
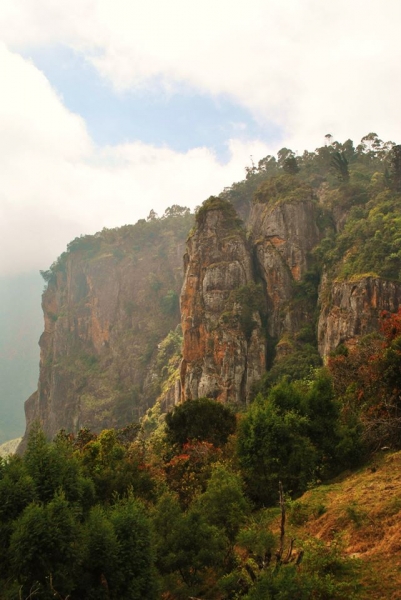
[19,135,401,445]
[286,450,401,600]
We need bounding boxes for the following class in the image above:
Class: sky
[1,0,401,276]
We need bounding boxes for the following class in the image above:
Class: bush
[165,398,236,449]
[237,398,317,506]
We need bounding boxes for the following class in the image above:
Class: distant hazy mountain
[0,272,43,443]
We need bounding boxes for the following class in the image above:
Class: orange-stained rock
[318,276,401,358]
[20,216,192,447]
[180,198,266,404]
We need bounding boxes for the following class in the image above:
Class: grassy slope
[285,450,401,600]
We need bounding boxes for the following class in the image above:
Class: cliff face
[22,214,192,445]
[19,163,401,444]
[249,199,321,340]
[318,276,401,357]
[180,199,266,404]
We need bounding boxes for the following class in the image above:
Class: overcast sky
[1,0,401,276]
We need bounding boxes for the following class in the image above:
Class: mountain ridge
[17,135,401,446]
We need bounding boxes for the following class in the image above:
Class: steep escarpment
[316,180,401,356]
[249,176,321,341]
[18,136,401,445]
[318,276,401,356]
[180,197,266,404]
[21,210,192,446]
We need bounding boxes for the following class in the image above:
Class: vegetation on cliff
[8,133,401,598]
[23,133,401,443]
[3,343,401,599]
[194,195,245,232]
[4,307,401,597]
[22,207,193,446]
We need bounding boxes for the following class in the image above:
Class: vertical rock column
[249,199,321,341]
[180,198,266,404]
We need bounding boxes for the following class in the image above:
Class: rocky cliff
[318,276,401,356]
[19,140,401,443]
[249,185,321,341]
[180,197,265,404]
[21,212,192,447]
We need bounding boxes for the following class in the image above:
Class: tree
[237,398,317,506]
[147,209,158,221]
[283,155,299,175]
[328,310,401,450]
[152,492,225,595]
[78,505,119,598]
[388,144,401,192]
[277,148,295,169]
[162,205,190,218]
[0,456,36,579]
[164,440,222,507]
[109,497,157,600]
[165,397,236,449]
[195,464,250,545]
[331,151,350,182]
[24,425,95,508]
[9,493,79,598]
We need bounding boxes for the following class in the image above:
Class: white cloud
[2,0,401,150]
[0,45,273,276]
[1,1,401,275]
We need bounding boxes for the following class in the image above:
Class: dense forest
[2,134,401,599]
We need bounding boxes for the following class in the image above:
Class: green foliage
[292,267,321,303]
[223,282,266,339]
[152,492,225,595]
[195,195,244,230]
[323,183,368,210]
[239,371,364,506]
[10,493,79,597]
[24,425,94,506]
[79,505,119,596]
[237,398,317,505]
[0,456,37,578]
[195,464,250,544]
[80,428,156,503]
[0,455,36,525]
[318,189,401,281]
[254,174,315,205]
[257,346,322,391]
[161,289,179,315]
[243,537,361,600]
[388,144,401,192]
[301,372,340,472]
[109,497,157,600]
[283,154,299,175]
[162,204,191,218]
[165,397,236,448]
[331,151,350,182]
[236,512,276,563]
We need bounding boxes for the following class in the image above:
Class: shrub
[165,397,236,449]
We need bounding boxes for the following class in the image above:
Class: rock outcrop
[249,198,321,340]
[180,198,266,404]
[21,214,192,447]
[318,276,401,357]
[19,168,401,445]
